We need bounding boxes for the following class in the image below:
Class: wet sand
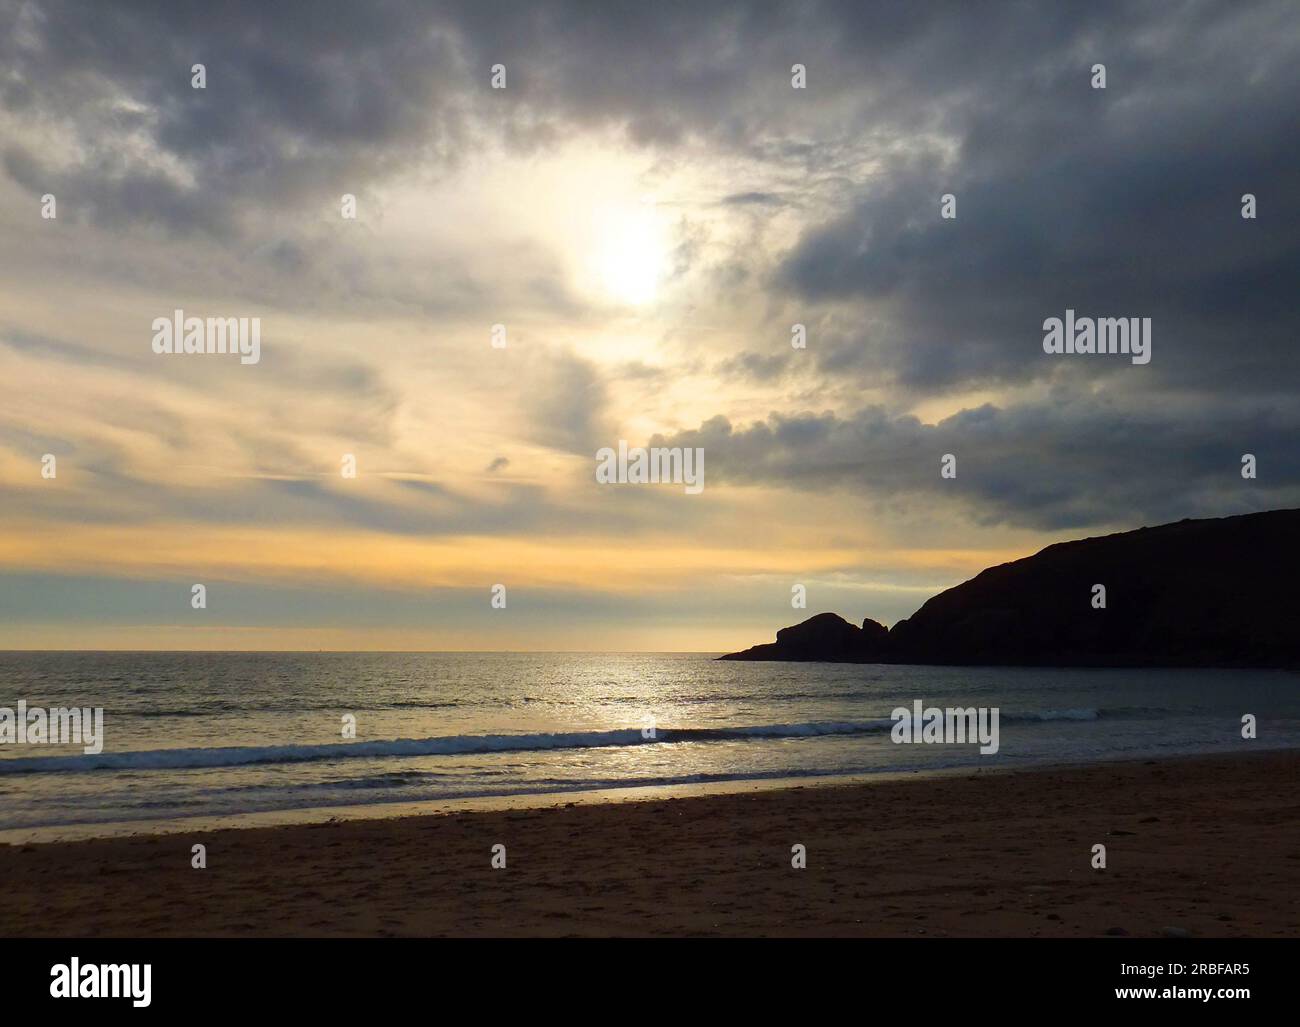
[3,750,1297,937]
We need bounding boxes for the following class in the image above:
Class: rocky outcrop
[719,509,1300,669]
[719,612,890,663]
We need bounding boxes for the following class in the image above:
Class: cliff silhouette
[719,509,1300,669]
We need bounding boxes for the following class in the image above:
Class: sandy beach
[3,750,1297,938]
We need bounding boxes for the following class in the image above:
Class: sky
[1,0,1298,651]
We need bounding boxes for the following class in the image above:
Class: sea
[2,651,1297,839]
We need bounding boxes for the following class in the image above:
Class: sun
[592,200,669,307]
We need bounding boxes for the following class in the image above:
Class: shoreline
[5,745,1293,846]
[2,748,1296,937]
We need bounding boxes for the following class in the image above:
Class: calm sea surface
[2,652,1297,835]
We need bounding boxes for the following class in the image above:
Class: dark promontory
[719,508,1300,669]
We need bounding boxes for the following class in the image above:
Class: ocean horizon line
[0,647,728,655]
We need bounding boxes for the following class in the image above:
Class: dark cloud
[775,2,1300,395]
[722,192,786,207]
[522,349,610,455]
[1,0,478,234]
[652,396,1300,531]
[0,1,1221,235]
[715,350,791,383]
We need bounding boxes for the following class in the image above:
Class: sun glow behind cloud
[589,197,670,307]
